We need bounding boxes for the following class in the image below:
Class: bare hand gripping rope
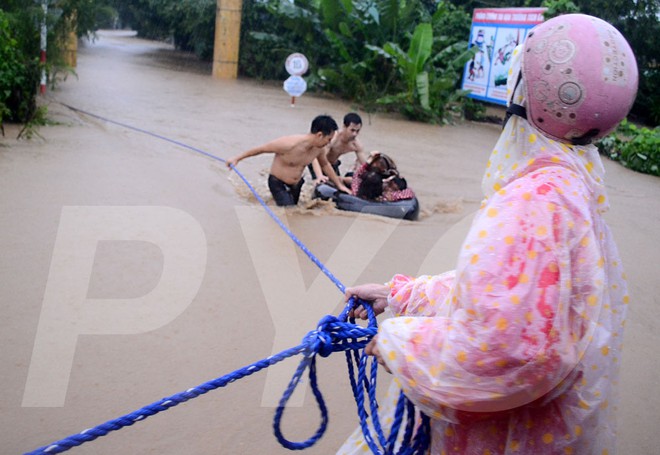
[25,104,430,455]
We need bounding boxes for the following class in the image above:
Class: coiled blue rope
[25,104,430,455]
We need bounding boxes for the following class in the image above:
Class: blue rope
[27,104,431,455]
[25,298,370,454]
[59,103,346,293]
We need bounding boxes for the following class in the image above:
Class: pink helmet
[521,14,638,144]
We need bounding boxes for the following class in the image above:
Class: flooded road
[1,30,659,454]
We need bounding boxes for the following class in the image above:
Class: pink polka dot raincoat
[339,46,629,455]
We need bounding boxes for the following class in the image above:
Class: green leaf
[320,0,351,28]
[366,5,380,25]
[409,23,433,74]
[338,22,352,37]
[416,71,430,110]
[326,29,352,62]
[382,42,410,69]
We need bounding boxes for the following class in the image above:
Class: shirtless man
[309,112,367,185]
[226,115,351,206]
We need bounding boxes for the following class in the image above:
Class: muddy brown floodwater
[1,30,659,454]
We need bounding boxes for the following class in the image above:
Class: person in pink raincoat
[339,14,638,455]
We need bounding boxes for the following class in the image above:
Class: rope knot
[303,315,341,358]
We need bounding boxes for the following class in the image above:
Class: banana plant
[368,21,476,122]
[315,0,430,101]
[367,22,433,110]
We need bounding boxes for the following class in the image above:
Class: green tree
[315,0,434,104]
[367,19,475,122]
[240,0,331,81]
[0,4,43,127]
[108,0,216,59]
[1,0,113,127]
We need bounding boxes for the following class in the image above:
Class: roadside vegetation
[1,0,658,175]
[596,120,660,177]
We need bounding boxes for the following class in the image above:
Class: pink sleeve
[383,188,416,202]
[377,171,594,417]
[387,272,455,317]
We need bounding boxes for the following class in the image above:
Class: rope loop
[273,299,378,449]
[273,297,431,454]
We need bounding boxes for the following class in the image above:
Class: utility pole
[212,0,242,79]
[63,11,77,68]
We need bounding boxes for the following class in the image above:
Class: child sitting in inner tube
[356,171,384,200]
[352,151,416,202]
[381,174,415,202]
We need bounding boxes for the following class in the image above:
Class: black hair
[357,171,383,200]
[311,115,339,136]
[343,112,362,127]
[390,176,407,190]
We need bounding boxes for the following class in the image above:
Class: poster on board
[462,8,546,106]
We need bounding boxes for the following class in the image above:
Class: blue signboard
[462,8,546,106]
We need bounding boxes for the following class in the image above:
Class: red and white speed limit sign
[285,53,309,76]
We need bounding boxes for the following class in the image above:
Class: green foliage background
[597,120,660,177]
[3,0,659,125]
[1,0,112,126]
[234,0,475,122]
[1,0,658,175]
[1,6,40,125]
[100,0,659,126]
